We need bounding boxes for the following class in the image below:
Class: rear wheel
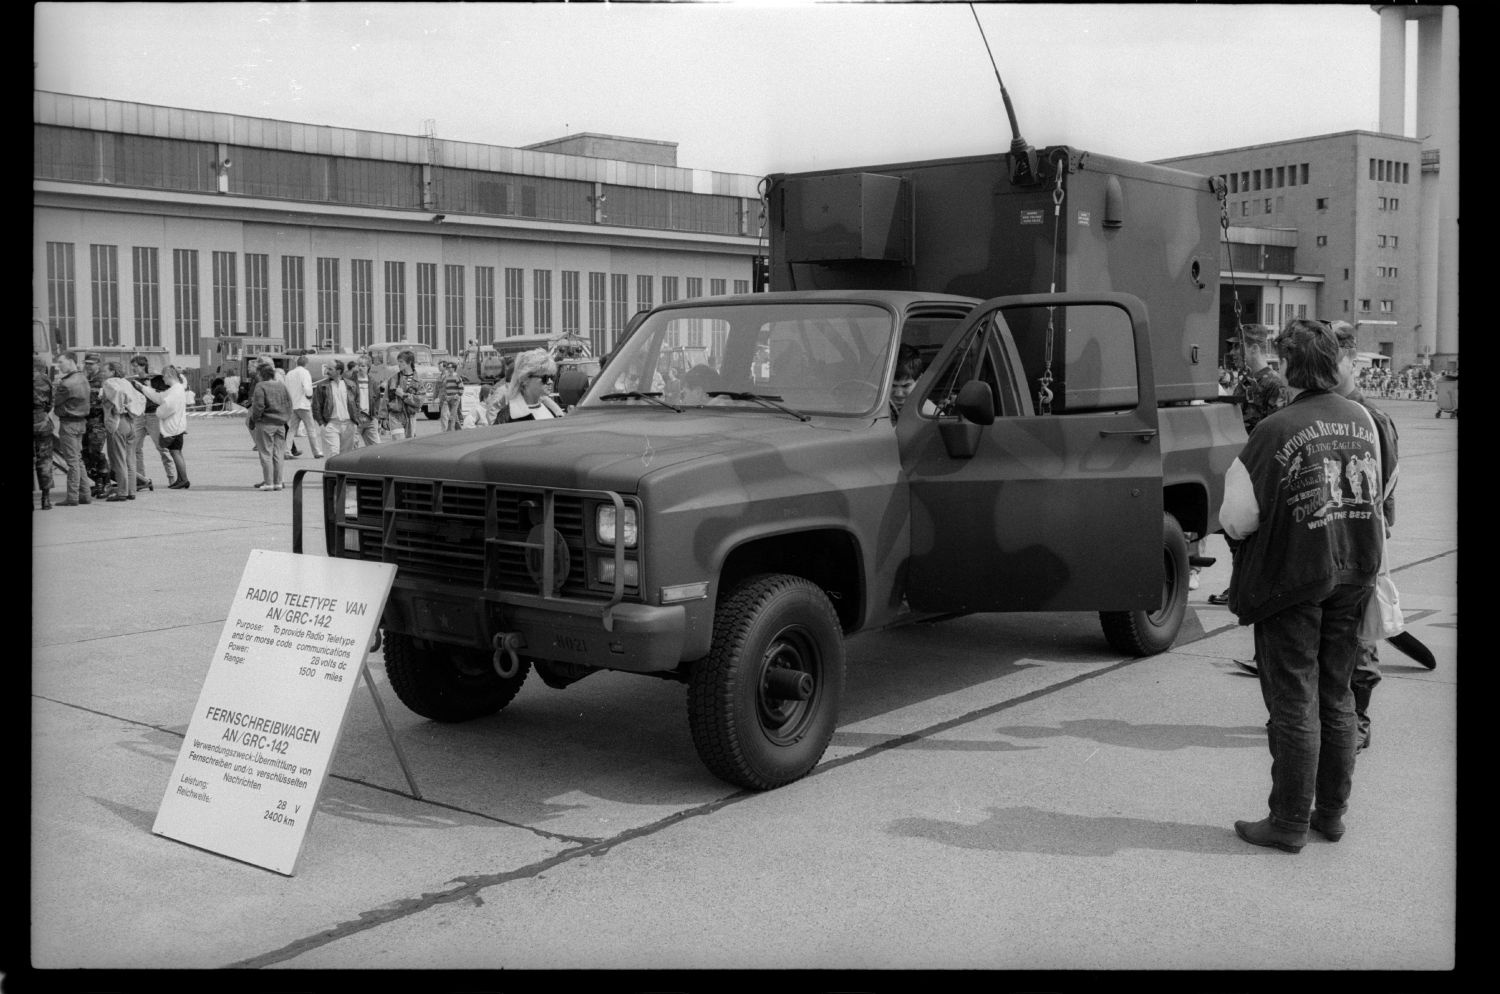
[1099,512,1189,656]
[383,631,529,721]
[688,574,845,790]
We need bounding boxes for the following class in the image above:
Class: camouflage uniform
[1232,364,1289,436]
[83,365,111,494]
[33,368,54,505]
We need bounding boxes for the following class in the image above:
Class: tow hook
[493,632,525,679]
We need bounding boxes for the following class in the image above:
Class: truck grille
[340,476,612,599]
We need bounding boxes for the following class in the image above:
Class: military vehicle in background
[61,345,173,377]
[456,332,597,386]
[362,341,444,419]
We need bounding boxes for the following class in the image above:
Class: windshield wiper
[708,391,810,422]
[597,391,682,412]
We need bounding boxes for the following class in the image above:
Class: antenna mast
[969,4,1040,185]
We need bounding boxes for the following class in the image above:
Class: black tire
[1099,512,1189,656]
[687,574,846,790]
[383,630,529,722]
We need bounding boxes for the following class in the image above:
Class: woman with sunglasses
[498,348,564,423]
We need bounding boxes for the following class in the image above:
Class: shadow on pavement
[887,804,1298,857]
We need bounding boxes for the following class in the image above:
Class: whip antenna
[970,3,1040,185]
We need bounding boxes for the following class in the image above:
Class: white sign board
[153,550,396,875]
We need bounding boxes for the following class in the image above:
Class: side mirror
[955,380,995,426]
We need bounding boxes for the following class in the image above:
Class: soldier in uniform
[33,354,55,509]
[1230,324,1289,434]
[81,353,112,497]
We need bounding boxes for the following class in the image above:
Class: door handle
[1099,428,1158,443]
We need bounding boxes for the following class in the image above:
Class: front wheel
[1099,512,1189,656]
[688,574,846,790]
[383,631,529,721]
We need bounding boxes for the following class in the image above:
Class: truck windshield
[581,302,896,416]
[376,345,434,366]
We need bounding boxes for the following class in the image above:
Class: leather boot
[1309,811,1346,842]
[40,492,52,510]
[1234,817,1306,853]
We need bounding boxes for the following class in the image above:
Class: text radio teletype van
[295,77,1246,790]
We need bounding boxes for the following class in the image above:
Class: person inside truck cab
[679,363,729,407]
[889,345,925,423]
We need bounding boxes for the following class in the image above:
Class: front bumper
[382,581,686,672]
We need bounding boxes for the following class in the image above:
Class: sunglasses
[528,373,554,384]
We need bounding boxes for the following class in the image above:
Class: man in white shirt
[283,355,324,459]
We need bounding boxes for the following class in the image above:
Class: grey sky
[34,3,1406,176]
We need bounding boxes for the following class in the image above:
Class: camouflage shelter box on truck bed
[767,147,1223,409]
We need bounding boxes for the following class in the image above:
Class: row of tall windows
[1357,299,1397,313]
[44,241,743,356]
[1222,163,1311,195]
[1370,159,1410,184]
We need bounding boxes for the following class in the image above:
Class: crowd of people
[34,351,193,507]
[32,346,577,504]
[1221,359,1442,401]
[1355,364,1443,400]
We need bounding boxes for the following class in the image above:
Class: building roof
[33,89,762,198]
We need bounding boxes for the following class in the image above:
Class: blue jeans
[1252,583,1368,831]
[255,423,287,485]
[132,412,174,484]
[440,398,463,431]
[106,417,137,496]
[58,419,88,500]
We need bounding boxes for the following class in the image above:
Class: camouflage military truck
[299,136,1246,791]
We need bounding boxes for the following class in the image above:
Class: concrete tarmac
[27,399,1458,979]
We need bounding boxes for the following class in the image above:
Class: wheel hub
[757,630,818,742]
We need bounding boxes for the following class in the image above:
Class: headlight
[596,505,637,547]
[596,556,639,587]
[343,480,359,519]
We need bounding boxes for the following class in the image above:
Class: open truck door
[900,292,1164,615]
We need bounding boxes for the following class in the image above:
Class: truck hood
[327,407,848,492]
